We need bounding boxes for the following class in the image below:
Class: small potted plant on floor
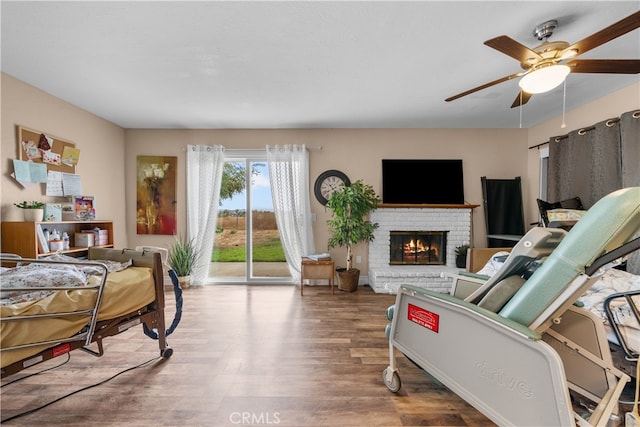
[326,179,381,292]
[14,201,45,222]
[168,235,197,288]
[455,244,469,269]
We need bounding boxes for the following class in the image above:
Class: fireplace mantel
[378,203,479,209]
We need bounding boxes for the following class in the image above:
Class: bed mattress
[1,266,155,368]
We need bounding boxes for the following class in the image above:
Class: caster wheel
[383,367,401,393]
[161,347,173,359]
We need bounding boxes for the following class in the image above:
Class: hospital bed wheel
[383,367,401,393]
[161,347,173,359]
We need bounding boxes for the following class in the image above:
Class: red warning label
[52,343,71,358]
[408,304,439,333]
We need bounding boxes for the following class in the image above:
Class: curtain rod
[528,117,622,150]
[184,146,323,152]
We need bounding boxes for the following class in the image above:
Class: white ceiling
[1,1,639,129]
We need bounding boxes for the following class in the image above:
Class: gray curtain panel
[547,118,621,208]
[620,110,640,188]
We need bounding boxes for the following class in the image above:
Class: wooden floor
[0,284,494,426]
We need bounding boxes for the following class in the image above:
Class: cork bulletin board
[17,125,77,174]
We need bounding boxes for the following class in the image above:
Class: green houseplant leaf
[326,180,381,270]
[455,244,469,256]
[168,235,197,277]
[14,201,45,209]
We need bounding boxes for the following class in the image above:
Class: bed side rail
[604,289,640,361]
[0,256,109,351]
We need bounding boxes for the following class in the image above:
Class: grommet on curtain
[633,111,640,119]
[555,137,562,143]
[578,128,587,135]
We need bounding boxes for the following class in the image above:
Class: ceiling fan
[445,10,640,108]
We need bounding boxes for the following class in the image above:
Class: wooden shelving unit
[1,220,113,258]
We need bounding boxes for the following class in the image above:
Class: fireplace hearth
[389,231,447,265]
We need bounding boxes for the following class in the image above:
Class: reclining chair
[383,187,640,427]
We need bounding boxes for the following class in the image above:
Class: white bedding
[579,268,640,352]
[475,254,640,352]
[0,254,132,305]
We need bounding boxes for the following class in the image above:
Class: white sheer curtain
[266,145,315,283]
[186,145,225,284]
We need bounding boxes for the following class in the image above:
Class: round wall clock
[314,170,351,205]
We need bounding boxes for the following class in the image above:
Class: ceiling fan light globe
[518,65,570,94]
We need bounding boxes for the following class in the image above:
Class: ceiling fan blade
[484,35,543,64]
[566,59,640,74]
[445,72,523,102]
[511,91,533,108]
[563,11,640,57]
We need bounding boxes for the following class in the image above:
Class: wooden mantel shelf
[378,204,480,209]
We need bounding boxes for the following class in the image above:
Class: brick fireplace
[368,204,478,294]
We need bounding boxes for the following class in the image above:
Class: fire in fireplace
[389,231,447,265]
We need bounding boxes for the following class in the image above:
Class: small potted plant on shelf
[168,235,198,289]
[455,244,469,269]
[326,179,381,292]
[14,201,45,222]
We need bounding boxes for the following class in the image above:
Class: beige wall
[2,70,638,274]
[125,127,528,271]
[0,73,127,246]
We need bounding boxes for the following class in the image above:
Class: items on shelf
[44,203,62,221]
[75,232,94,247]
[75,228,109,248]
[73,196,95,220]
[2,220,114,258]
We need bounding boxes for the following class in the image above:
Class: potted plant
[168,235,197,288]
[455,244,469,269]
[14,201,45,222]
[326,180,381,292]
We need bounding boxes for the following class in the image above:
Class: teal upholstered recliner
[383,187,640,427]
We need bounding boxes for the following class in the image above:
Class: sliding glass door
[209,151,290,282]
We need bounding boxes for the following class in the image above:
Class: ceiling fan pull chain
[519,91,523,128]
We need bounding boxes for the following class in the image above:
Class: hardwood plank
[1,285,494,426]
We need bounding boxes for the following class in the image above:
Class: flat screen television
[382,159,465,204]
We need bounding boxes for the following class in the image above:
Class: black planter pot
[455,254,467,269]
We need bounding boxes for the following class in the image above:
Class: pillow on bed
[41,254,132,274]
[86,259,132,274]
[0,264,88,306]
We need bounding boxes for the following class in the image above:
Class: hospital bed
[383,186,640,427]
[1,247,175,378]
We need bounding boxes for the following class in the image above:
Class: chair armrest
[400,284,542,340]
[443,271,488,299]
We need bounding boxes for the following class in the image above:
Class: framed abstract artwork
[136,156,177,235]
